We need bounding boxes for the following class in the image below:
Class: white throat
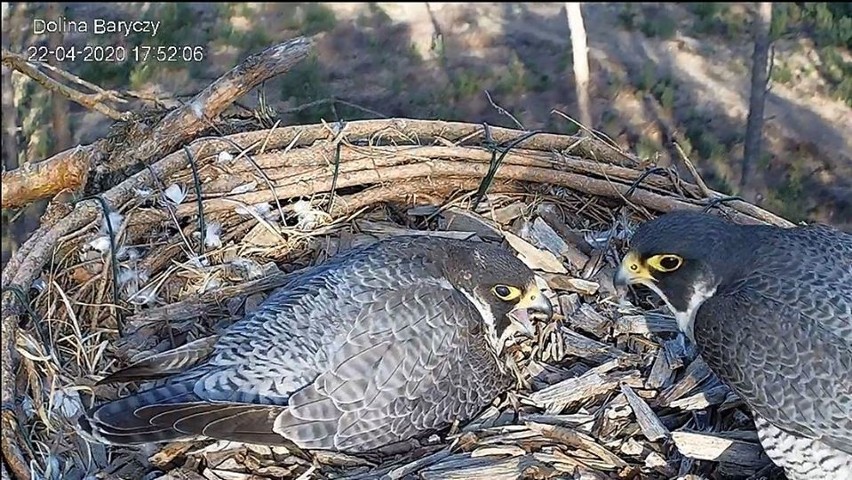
[639,281,716,341]
[457,287,529,377]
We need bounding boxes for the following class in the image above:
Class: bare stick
[1,49,129,120]
[101,37,313,181]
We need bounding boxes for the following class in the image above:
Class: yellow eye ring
[492,284,522,301]
[647,254,683,272]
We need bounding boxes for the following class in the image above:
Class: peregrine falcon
[79,236,553,452]
[614,211,852,479]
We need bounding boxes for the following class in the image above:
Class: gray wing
[84,237,511,447]
[272,284,513,452]
[695,289,852,454]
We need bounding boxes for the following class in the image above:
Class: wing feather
[274,285,512,452]
[695,291,852,454]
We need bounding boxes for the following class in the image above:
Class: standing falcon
[614,211,852,479]
[79,236,553,452]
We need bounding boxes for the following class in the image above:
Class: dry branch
[0,36,313,211]
[1,144,99,209]
[100,37,313,181]
[1,48,128,120]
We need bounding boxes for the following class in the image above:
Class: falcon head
[613,211,743,339]
[446,241,554,355]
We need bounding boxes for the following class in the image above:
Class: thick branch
[1,144,100,209]
[0,36,313,212]
[101,37,313,180]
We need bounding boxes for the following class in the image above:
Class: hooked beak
[614,251,655,289]
[508,283,554,338]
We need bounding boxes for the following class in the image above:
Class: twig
[484,90,525,130]
[100,37,314,182]
[673,141,712,198]
[35,61,127,104]
[1,49,129,120]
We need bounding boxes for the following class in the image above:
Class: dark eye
[492,284,522,301]
[647,254,683,272]
[660,256,680,270]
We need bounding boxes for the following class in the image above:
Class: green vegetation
[640,14,678,39]
[279,55,333,124]
[690,3,748,37]
[771,62,794,84]
[763,157,810,222]
[771,4,852,105]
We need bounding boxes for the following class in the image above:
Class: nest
[0,115,798,480]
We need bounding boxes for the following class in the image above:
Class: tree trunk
[2,4,22,268]
[565,3,592,131]
[47,3,72,153]
[741,2,773,200]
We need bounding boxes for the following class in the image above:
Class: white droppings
[31,277,46,293]
[217,151,234,163]
[293,199,331,231]
[134,187,153,199]
[164,183,187,205]
[124,247,140,261]
[21,395,35,420]
[51,387,82,418]
[188,255,210,269]
[190,99,204,119]
[205,222,223,248]
[235,202,275,220]
[228,181,258,195]
[117,266,148,289]
[87,235,112,253]
[199,277,222,294]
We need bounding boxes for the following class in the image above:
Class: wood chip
[420,453,547,480]
[150,443,195,468]
[530,366,642,413]
[557,293,581,317]
[526,422,628,470]
[646,347,675,390]
[153,468,208,480]
[488,202,527,225]
[542,274,600,296]
[613,313,679,336]
[619,384,669,442]
[659,357,714,406]
[470,445,527,458]
[385,446,454,480]
[536,204,592,261]
[560,327,638,365]
[669,384,731,410]
[441,208,504,241]
[503,231,567,274]
[568,304,611,338]
[524,217,571,257]
[670,431,770,471]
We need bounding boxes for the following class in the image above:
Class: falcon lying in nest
[615,211,852,480]
[79,236,553,452]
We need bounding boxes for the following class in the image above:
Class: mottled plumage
[80,236,552,452]
[615,211,852,479]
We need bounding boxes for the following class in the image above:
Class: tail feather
[79,381,297,447]
[98,336,218,385]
